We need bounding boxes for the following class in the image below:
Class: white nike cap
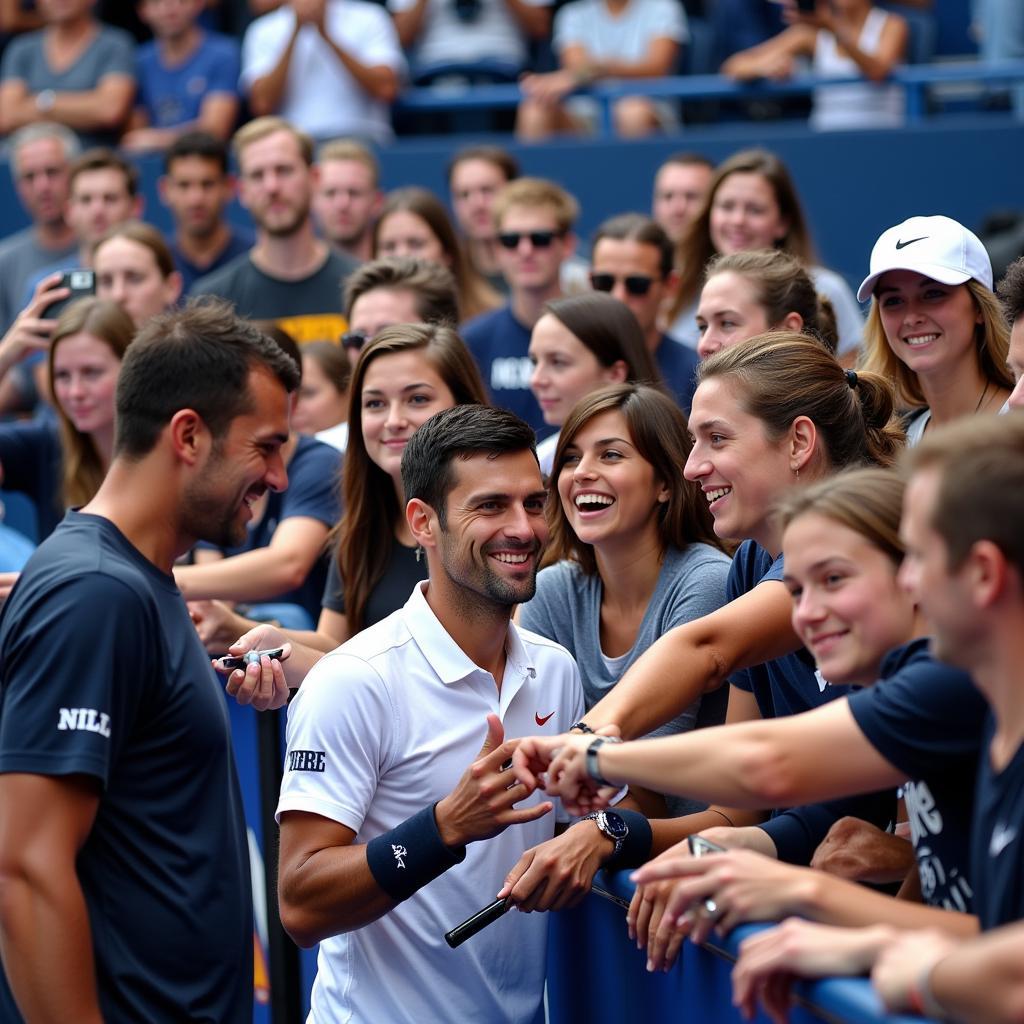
[857,215,993,302]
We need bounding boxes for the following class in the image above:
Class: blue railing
[395,60,1024,135]
[546,870,932,1024]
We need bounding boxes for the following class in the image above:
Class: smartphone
[44,269,96,318]
[216,647,286,671]
[688,834,727,857]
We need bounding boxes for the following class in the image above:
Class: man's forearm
[0,867,103,1023]
[320,29,399,102]
[249,28,300,116]
[930,925,1024,1024]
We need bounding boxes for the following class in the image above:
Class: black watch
[582,810,629,858]
[585,735,621,786]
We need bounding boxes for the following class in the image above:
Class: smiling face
[696,271,773,360]
[495,204,570,294]
[360,349,457,482]
[375,210,447,265]
[875,271,982,385]
[557,409,668,553]
[51,331,121,436]
[181,367,291,548]
[528,313,622,427]
[95,236,181,327]
[684,376,796,549]
[709,172,788,255]
[435,448,548,609]
[783,513,915,685]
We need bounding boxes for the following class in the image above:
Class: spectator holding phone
[722,0,908,132]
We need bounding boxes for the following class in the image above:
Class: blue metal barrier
[395,60,1024,135]
[547,870,931,1024]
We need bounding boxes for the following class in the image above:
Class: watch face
[603,812,629,841]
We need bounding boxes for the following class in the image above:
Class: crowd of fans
[2,2,1024,1024]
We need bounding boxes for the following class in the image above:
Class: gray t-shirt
[0,228,78,335]
[0,26,135,148]
[520,542,732,816]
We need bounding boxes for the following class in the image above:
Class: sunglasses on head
[341,330,370,351]
[589,272,655,297]
[497,230,562,250]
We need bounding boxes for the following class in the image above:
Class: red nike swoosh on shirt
[535,711,555,726]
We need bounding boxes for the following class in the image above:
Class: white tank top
[811,7,904,130]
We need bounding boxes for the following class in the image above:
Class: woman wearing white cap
[859,214,1012,445]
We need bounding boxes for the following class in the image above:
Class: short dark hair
[401,405,537,526]
[593,213,674,279]
[115,300,301,459]
[69,148,139,197]
[447,144,520,186]
[997,256,1024,324]
[343,256,458,325]
[164,131,230,175]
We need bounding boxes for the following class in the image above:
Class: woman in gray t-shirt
[520,383,731,817]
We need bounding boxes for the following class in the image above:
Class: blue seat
[0,489,39,545]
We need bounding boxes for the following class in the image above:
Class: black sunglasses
[589,272,655,297]
[497,230,562,250]
[341,330,370,351]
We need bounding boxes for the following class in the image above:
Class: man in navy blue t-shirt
[461,177,579,438]
[0,301,300,1023]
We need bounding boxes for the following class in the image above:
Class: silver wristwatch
[581,810,629,858]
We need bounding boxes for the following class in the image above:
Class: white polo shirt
[278,581,584,1024]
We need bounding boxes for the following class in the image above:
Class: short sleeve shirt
[655,333,699,414]
[321,538,427,625]
[0,26,135,148]
[553,0,687,61]
[0,512,252,1023]
[848,638,984,912]
[278,581,584,1022]
[135,31,240,128]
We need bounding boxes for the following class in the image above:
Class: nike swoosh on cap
[535,710,555,726]
[895,236,929,250]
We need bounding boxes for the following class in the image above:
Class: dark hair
[447,144,520,186]
[163,131,230,175]
[337,323,488,631]
[69,148,139,197]
[253,321,302,382]
[115,299,300,458]
[543,292,660,384]
[907,412,1024,578]
[343,256,459,326]
[546,384,724,574]
[401,405,537,526]
[373,188,499,322]
[699,331,905,469]
[672,148,816,318]
[997,256,1024,325]
[49,297,135,507]
[593,213,674,278]
[301,340,351,395]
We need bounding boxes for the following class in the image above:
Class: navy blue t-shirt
[0,512,252,1023]
[971,715,1024,930]
[461,304,552,438]
[0,416,64,540]
[727,541,894,862]
[655,333,699,414]
[203,435,342,619]
[172,227,253,294]
[848,638,984,912]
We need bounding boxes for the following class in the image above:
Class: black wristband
[603,809,653,871]
[570,721,596,735]
[366,803,467,903]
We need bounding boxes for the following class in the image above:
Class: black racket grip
[445,897,511,948]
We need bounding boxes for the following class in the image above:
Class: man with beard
[159,132,253,293]
[277,404,647,1023]
[0,300,299,1023]
[191,116,358,345]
